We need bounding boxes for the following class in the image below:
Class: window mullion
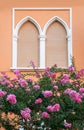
[12,35,18,69]
[39,35,46,68]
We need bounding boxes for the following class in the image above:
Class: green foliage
[0,64,84,130]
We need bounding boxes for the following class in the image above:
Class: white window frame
[11,8,72,70]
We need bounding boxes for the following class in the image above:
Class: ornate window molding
[11,8,72,70]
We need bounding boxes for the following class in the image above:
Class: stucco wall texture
[0,0,84,74]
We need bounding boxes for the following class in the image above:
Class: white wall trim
[43,16,70,36]
[14,16,42,36]
[11,8,72,70]
[69,8,73,65]
[10,67,45,71]
[39,35,46,68]
[13,8,72,10]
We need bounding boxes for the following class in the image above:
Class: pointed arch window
[17,21,39,67]
[46,21,68,68]
[43,16,72,68]
[12,16,45,70]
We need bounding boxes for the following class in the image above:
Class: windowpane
[46,21,68,68]
[17,21,39,67]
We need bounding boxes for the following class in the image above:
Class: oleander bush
[0,63,84,130]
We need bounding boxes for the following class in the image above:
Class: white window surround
[11,8,72,70]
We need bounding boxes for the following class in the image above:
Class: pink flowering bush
[42,90,53,98]
[42,112,50,119]
[0,90,7,97]
[6,94,17,104]
[21,108,31,120]
[35,98,42,104]
[0,64,84,130]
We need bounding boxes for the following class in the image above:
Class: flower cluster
[47,103,60,112]
[35,98,42,104]
[0,90,7,97]
[21,108,31,120]
[0,65,84,130]
[42,90,53,98]
[6,94,17,104]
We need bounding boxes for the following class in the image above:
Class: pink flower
[42,90,53,98]
[35,98,42,104]
[79,88,84,93]
[50,73,56,79]
[14,85,19,90]
[0,76,10,85]
[52,104,60,112]
[27,78,33,83]
[13,69,21,75]
[47,105,53,112]
[47,104,60,112]
[6,94,17,104]
[36,73,41,78]
[60,74,70,84]
[69,90,82,103]
[75,69,84,78]
[64,121,72,128]
[44,67,50,76]
[13,70,22,79]
[80,68,84,77]
[19,79,28,88]
[25,108,31,113]
[21,108,31,120]
[26,88,31,93]
[76,73,81,79]
[0,80,7,85]
[69,66,75,73]
[64,89,72,95]
[4,80,10,85]
[53,85,58,90]
[10,78,17,82]
[0,90,7,97]
[33,85,40,90]
[44,67,50,73]
[64,89,82,103]
[73,81,79,87]
[1,71,8,78]
[42,112,50,119]
[1,71,7,75]
[8,83,13,88]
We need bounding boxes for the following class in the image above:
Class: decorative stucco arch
[43,16,72,67]
[43,16,70,36]
[14,16,42,36]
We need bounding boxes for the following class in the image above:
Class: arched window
[46,21,68,68]
[43,16,72,68]
[12,16,43,69]
[17,21,39,67]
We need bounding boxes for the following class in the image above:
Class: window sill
[10,67,45,72]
